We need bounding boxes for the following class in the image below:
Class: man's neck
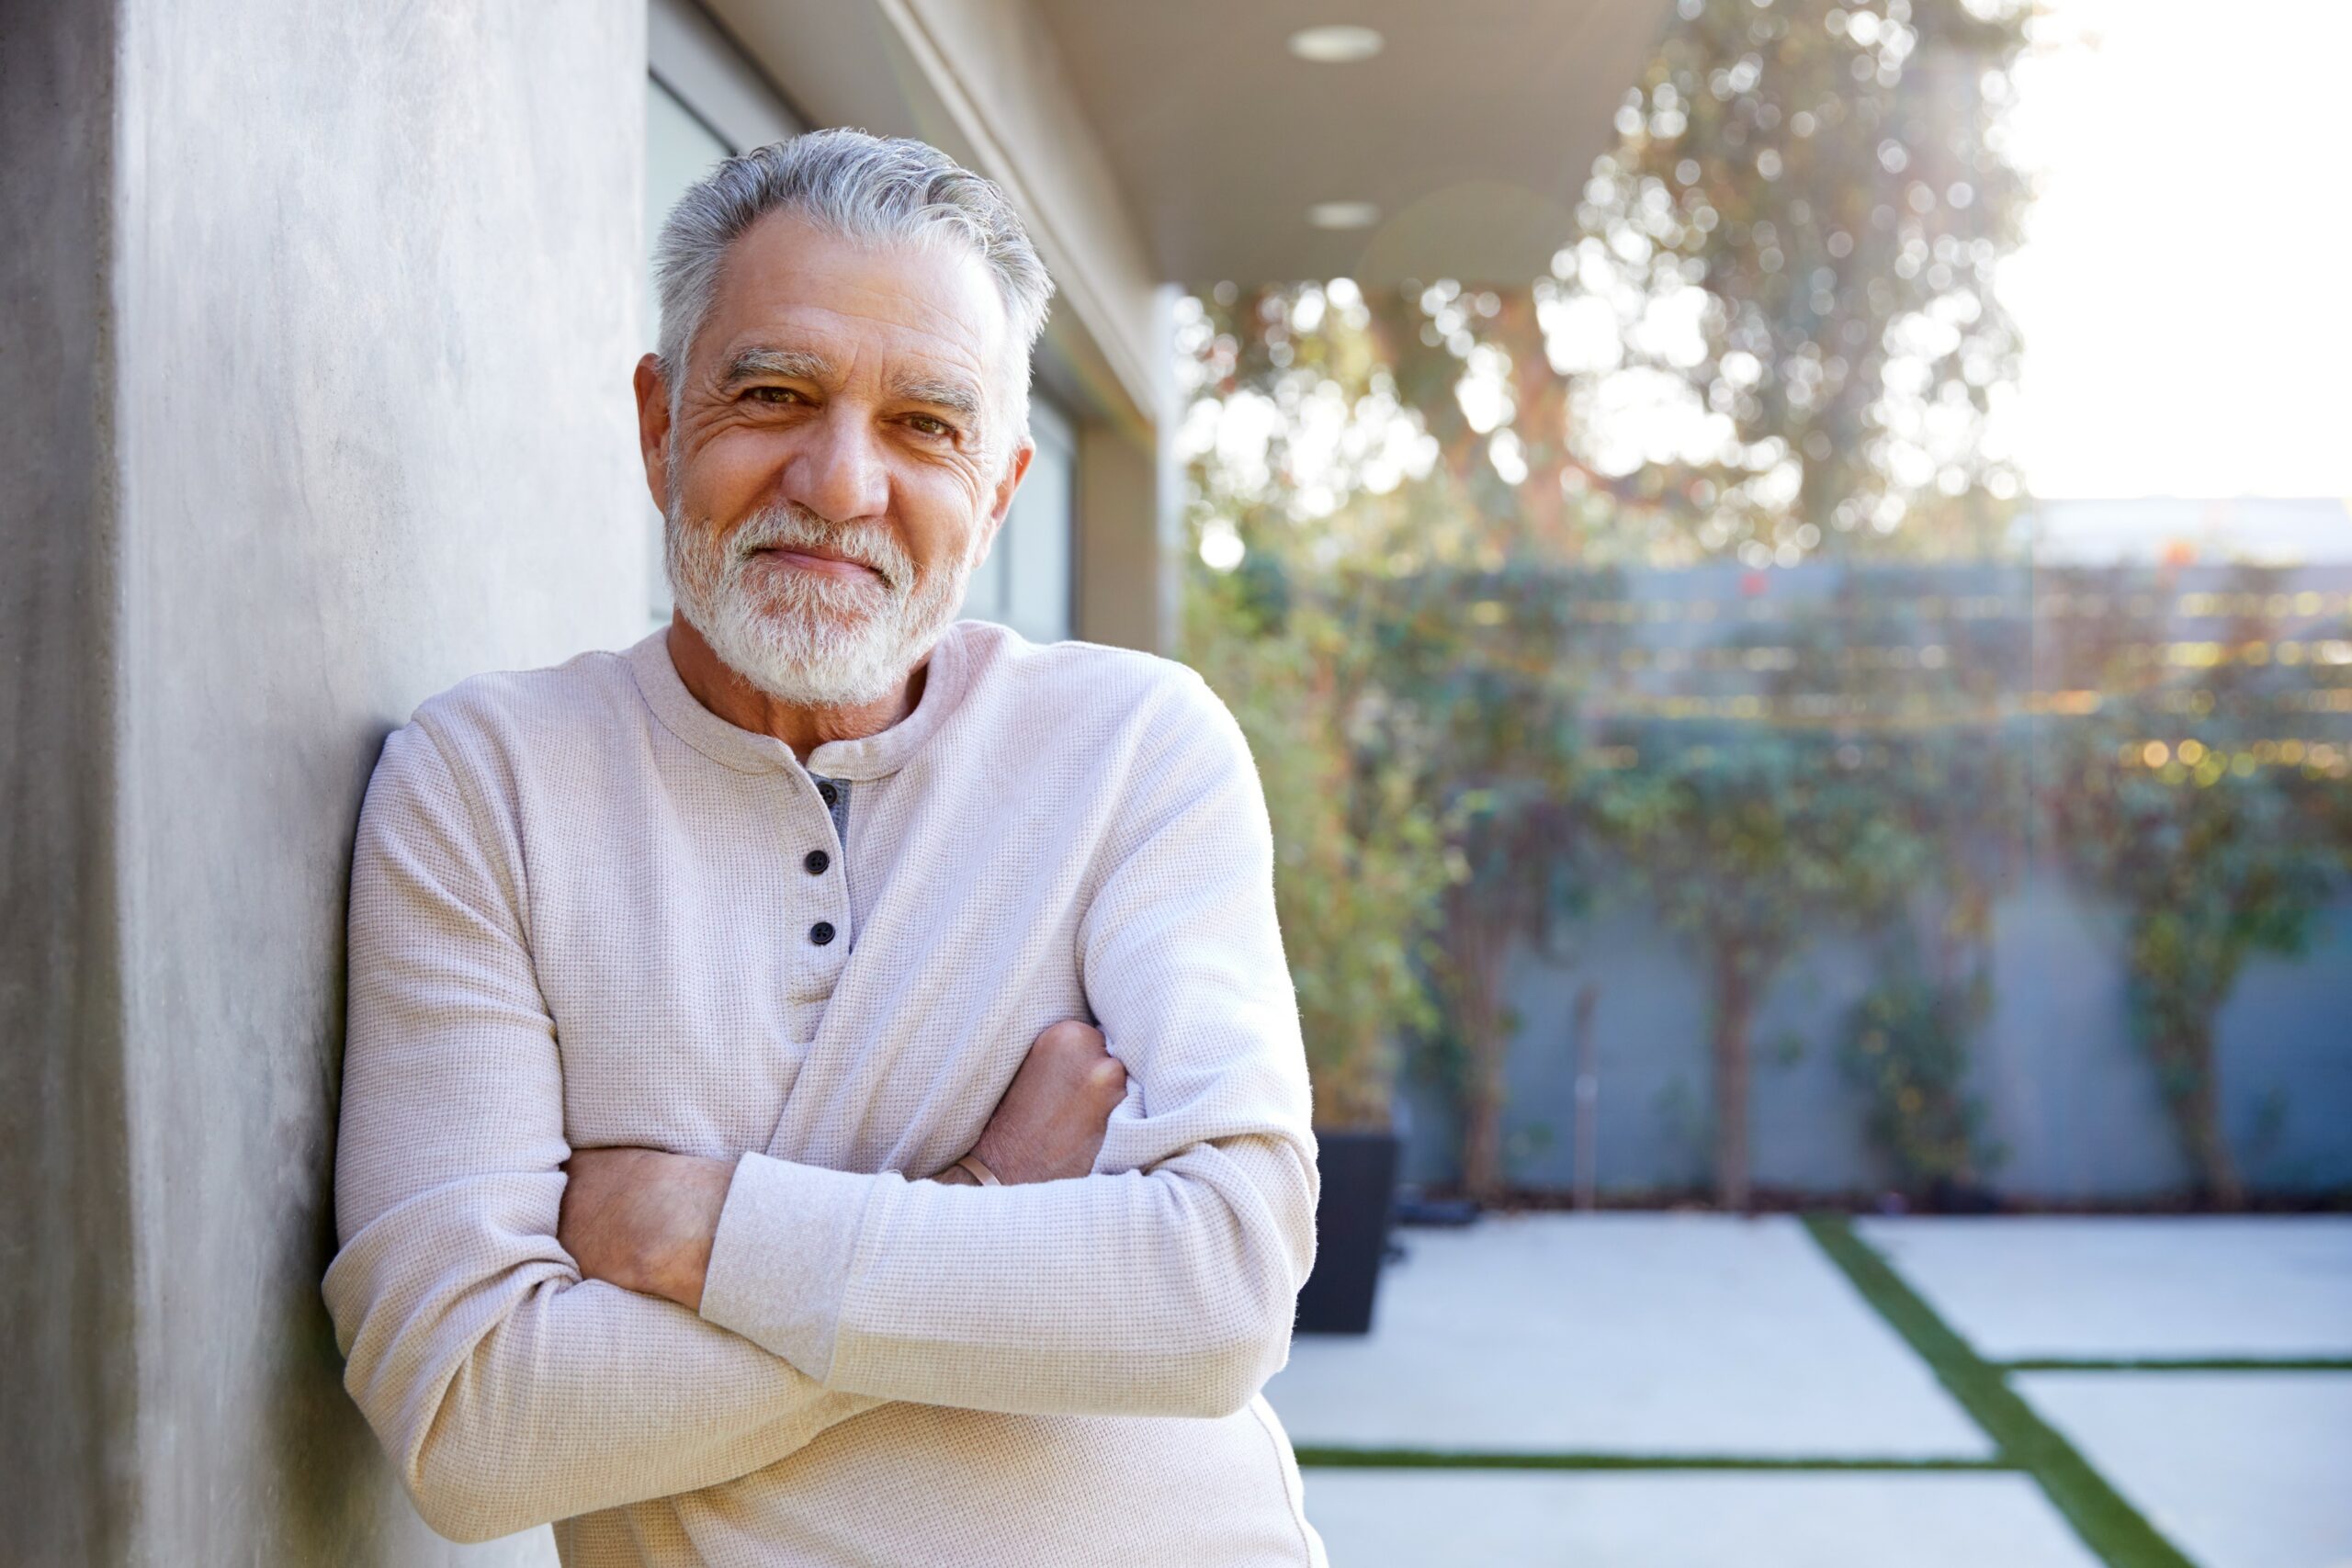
[665,614,928,763]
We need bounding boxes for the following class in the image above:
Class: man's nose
[780,409,891,524]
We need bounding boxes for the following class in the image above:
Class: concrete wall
[2,0,136,1557]
[1398,875,2352,1202]
[4,0,647,1559]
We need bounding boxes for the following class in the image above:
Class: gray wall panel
[0,0,135,1556]
[6,1,648,1558]
[1403,878,2352,1202]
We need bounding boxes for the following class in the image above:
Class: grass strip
[1295,1447,2003,1472]
[2002,1356,2352,1373]
[1804,1213,2197,1568]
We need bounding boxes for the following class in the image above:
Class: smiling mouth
[750,545,888,582]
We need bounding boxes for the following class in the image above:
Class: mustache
[728,503,912,591]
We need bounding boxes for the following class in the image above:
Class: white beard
[664,494,975,708]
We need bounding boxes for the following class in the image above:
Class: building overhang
[1030,0,1675,288]
[701,0,1673,423]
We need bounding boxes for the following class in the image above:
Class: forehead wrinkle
[709,220,1007,377]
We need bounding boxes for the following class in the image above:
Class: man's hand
[558,1146,734,1312]
[558,1021,1125,1306]
[954,1020,1128,1185]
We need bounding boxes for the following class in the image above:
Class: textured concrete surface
[1298,1471,2105,1568]
[5,0,644,1560]
[2,2,135,1561]
[2018,1372,2352,1568]
[1860,1216,2352,1359]
[1264,1214,1992,1458]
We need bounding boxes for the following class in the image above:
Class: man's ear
[633,354,674,515]
[980,438,1035,558]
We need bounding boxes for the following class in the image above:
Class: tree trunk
[2172,1019,2245,1210]
[1448,896,1514,1203]
[1712,949,1754,1212]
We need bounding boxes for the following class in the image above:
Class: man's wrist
[656,1153,738,1312]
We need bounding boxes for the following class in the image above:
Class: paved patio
[1264,1213,2352,1567]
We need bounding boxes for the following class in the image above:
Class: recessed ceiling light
[1287,25,1384,64]
[1307,200,1380,231]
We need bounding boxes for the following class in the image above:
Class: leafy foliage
[1575,0,2031,560]
[1356,543,1607,1195]
[1185,501,1454,1130]
[2037,566,2349,1204]
[1170,1,2352,1213]
[1839,971,1998,1194]
[2051,720,2335,1205]
[1589,724,1938,1207]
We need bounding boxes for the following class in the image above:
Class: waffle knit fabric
[323,621,1329,1566]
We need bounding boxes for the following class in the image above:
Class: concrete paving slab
[1264,1213,1991,1458]
[2016,1371,2352,1568]
[1299,1471,2103,1568]
[1858,1216,2352,1360]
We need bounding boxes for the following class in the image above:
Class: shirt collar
[626,622,970,782]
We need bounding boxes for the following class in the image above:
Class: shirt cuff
[697,1151,878,1380]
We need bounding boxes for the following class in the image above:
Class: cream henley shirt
[323,621,1329,1566]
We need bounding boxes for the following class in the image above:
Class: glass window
[643,77,733,626]
[646,78,730,350]
[960,394,1076,644]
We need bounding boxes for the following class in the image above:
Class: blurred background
[1154,6,2352,1561]
[1168,0,2352,1220]
[8,0,2346,1563]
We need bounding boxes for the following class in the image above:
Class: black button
[817,780,839,807]
[804,849,830,875]
[809,920,836,946]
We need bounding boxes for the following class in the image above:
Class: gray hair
[653,128,1056,450]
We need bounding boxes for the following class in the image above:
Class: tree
[1184,495,1453,1131]
[1175,0,2037,1201]
[1559,0,2030,564]
[1344,0,2030,570]
[1344,524,1611,1198]
[2043,566,2347,1206]
[1590,717,1936,1208]
[1178,284,1617,1195]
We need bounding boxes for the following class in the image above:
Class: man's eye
[746,387,802,405]
[907,415,953,437]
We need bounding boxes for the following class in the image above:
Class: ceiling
[1029,0,1677,287]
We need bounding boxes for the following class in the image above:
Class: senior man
[323,130,1326,1566]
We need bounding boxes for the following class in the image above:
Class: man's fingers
[965,1020,1124,1185]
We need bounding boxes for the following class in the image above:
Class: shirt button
[805,849,830,875]
[809,920,836,946]
[817,780,839,807]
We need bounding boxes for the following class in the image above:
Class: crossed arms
[553,1018,1130,1314]
[322,683,1317,1544]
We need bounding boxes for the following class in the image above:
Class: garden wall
[1398,871,2352,1201]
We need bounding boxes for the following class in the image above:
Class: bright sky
[1997,0,2352,500]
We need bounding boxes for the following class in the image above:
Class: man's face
[638,212,1032,706]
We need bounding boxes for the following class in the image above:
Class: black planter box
[1293,1128,1400,1336]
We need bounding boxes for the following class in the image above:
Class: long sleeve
[322,722,881,1545]
[695,670,1320,1419]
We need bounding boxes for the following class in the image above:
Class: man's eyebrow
[888,371,984,425]
[718,347,833,389]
